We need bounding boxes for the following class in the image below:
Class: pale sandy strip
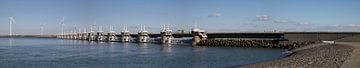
[337,42,360,68]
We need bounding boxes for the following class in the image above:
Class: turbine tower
[124,25,128,31]
[83,28,87,33]
[122,25,130,33]
[40,22,46,35]
[194,20,198,29]
[60,17,65,35]
[73,24,77,33]
[9,16,16,36]
[110,26,114,32]
[98,26,103,32]
[90,20,97,32]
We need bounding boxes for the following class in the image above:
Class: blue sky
[1,0,360,35]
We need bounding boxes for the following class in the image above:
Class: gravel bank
[241,44,354,68]
[338,42,360,68]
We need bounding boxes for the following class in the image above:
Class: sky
[1,0,360,35]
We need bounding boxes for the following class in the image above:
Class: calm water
[0,38,287,68]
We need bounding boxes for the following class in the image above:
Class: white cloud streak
[273,19,290,23]
[295,22,311,26]
[208,12,222,18]
[254,15,270,21]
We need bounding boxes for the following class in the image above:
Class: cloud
[273,19,290,23]
[336,24,360,28]
[254,15,270,21]
[242,23,255,25]
[348,24,360,27]
[208,12,222,18]
[295,22,311,26]
[311,24,360,32]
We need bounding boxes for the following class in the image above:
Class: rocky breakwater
[197,39,316,49]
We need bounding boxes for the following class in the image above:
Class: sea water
[0,38,287,68]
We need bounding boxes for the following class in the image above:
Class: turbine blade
[60,17,64,24]
[9,17,16,23]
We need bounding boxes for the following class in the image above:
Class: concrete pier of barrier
[107,32,116,42]
[120,31,131,42]
[137,31,149,43]
[160,25,174,44]
[191,28,208,46]
[88,32,96,41]
[96,32,104,41]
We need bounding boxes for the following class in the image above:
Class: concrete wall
[207,33,284,39]
[284,32,360,41]
[106,32,360,41]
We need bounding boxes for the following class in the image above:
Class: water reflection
[98,41,104,44]
[108,42,116,57]
[76,40,82,44]
[80,40,88,45]
[192,46,207,52]
[121,43,129,48]
[9,38,12,46]
[60,39,65,45]
[138,43,149,49]
[108,42,115,45]
[89,41,96,45]
[121,43,130,53]
[138,43,149,54]
[162,44,173,53]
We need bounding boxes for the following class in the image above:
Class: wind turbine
[122,25,129,32]
[193,20,198,29]
[60,17,65,35]
[124,25,128,31]
[90,20,97,32]
[73,24,77,33]
[98,25,103,32]
[78,28,81,33]
[83,28,87,33]
[110,26,114,32]
[9,16,16,36]
[40,22,46,35]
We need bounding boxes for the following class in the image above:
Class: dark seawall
[284,32,360,41]
[197,39,316,49]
